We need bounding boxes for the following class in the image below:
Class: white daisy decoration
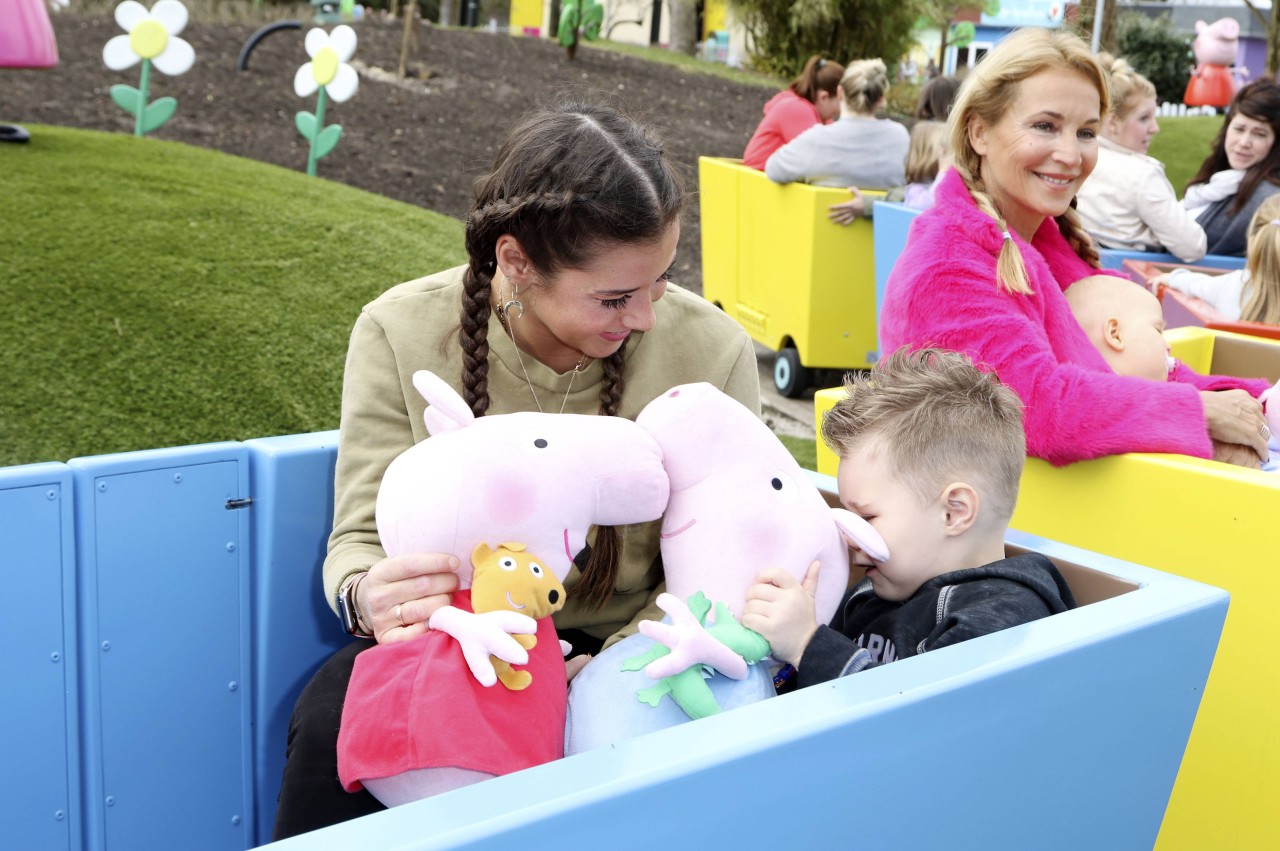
[293,25,358,103]
[103,0,195,77]
[293,25,358,176]
[102,0,194,137]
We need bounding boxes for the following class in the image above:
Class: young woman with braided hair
[272,101,759,838]
[879,27,1270,469]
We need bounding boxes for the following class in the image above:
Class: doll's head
[1067,275,1172,383]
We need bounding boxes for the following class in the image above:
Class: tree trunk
[439,0,455,26]
[667,0,699,56]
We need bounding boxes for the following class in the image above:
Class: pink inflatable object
[1184,17,1239,108]
[0,0,60,69]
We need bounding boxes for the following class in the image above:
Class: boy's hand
[827,187,865,225]
[742,561,821,668]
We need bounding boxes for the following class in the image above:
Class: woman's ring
[395,603,405,626]
[1263,424,1273,442]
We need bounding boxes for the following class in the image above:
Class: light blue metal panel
[71,444,252,851]
[245,432,353,846]
[258,529,1227,851]
[1098,248,1245,272]
[1,463,78,851]
[872,201,921,354]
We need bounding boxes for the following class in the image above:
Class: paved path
[754,343,822,439]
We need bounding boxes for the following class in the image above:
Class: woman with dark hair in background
[1184,79,1280,256]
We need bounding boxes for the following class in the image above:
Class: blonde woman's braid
[967,175,1032,295]
[1055,205,1101,269]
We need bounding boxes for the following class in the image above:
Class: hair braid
[966,175,1032,295]
[1055,205,1101,269]
[597,341,628,416]
[571,341,629,609]
[458,265,492,417]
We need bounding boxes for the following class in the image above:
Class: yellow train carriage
[699,156,882,397]
[815,328,1280,849]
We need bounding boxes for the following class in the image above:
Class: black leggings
[271,629,606,839]
[272,640,383,840]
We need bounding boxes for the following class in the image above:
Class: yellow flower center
[312,47,339,87]
[130,19,169,61]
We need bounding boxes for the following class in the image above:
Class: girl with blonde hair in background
[899,119,949,210]
[1153,193,1280,323]
[1075,55,1206,262]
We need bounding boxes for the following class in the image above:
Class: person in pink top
[741,55,844,169]
[879,27,1270,468]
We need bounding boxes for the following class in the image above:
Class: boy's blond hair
[821,348,1026,522]
[1242,194,1280,324]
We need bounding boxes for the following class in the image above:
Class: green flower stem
[135,59,152,138]
[307,87,328,177]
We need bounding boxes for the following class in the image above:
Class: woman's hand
[565,653,593,682]
[827,187,865,225]
[1212,439,1264,469]
[359,553,461,644]
[1201,389,1268,465]
[1147,272,1170,294]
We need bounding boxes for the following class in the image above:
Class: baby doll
[1066,275,1173,382]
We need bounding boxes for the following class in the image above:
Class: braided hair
[946,28,1108,294]
[458,102,684,609]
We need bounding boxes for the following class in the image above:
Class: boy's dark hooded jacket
[796,552,1076,688]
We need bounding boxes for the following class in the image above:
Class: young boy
[1065,275,1173,382]
[742,347,1075,687]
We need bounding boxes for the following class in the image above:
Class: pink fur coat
[880,169,1268,465]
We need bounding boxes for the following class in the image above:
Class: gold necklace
[498,303,589,415]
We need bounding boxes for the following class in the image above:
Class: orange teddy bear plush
[469,542,566,691]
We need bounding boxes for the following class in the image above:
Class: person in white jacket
[1076,56,1206,262]
[1151,192,1280,324]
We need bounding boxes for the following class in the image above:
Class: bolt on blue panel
[1,463,78,851]
[244,432,351,846]
[71,444,252,851]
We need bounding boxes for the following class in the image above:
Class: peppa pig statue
[1185,17,1242,109]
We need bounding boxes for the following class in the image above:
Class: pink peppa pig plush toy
[565,382,887,752]
[1185,17,1242,109]
[336,370,670,806]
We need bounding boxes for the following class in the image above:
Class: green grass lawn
[1148,114,1223,198]
[1,125,465,466]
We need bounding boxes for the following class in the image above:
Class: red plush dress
[337,589,567,792]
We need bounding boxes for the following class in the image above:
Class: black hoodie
[796,552,1076,688]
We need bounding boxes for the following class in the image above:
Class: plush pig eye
[769,470,800,504]
[499,557,518,572]
[533,438,548,448]
[528,561,545,578]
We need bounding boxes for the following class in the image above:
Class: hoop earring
[503,284,525,321]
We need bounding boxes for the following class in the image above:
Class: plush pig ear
[413,370,474,435]
[831,508,889,563]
